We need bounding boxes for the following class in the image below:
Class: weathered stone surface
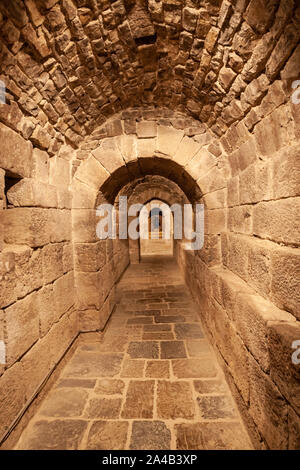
[172,358,217,379]
[130,421,171,450]
[197,395,238,420]
[249,354,288,449]
[0,123,32,177]
[121,380,154,419]
[5,291,39,365]
[174,323,204,339]
[157,380,195,419]
[145,360,169,378]
[175,422,252,450]
[17,419,87,450]
[86,421,129,450]
[270,247,300,319]
[85,397,122,419]
[194,378,228,395]
[121,359,144,378]
[127,341,159,359]
[160,340,187,359]
[39,389,88,418]
[0,362,25,435]
[95,379,125,395]
[136,121,157,138]
[268,322,300,415]
[63,352,123,378]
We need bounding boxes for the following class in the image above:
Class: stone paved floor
[15,256,252,450]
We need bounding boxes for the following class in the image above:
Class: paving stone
[98,336,128,352]
[172,358,217,378]
[18,420,88,450]
[127,317,154,325]
[175,422,252,450]
[84,397,122,419]
[174,323,204,339]
[121,359,145,378]
[157,381,195,419]
[186,339,211,357]
[127,341,159,359]
[143,332,174,340]
[194,379,228,394]
[63,352,123,377]
[160,340,187,359]
[155,315,186,323]
[130,421,171,450]
[145,360,170,378]
[95,379,125,395]
[144,324,172,332]
[56,378,96,389]
[39,389,88,418]
[197,395,238,420]
[121,380,154,419]
[86,421,129,450]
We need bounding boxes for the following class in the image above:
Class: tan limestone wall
[0,122,79,443]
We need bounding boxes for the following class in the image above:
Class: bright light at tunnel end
[95,196,205,250]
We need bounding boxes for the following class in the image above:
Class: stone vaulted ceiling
[0,0,299,148]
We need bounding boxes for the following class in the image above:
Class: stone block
[136,137,156,158]
[2,208,50,247]
[288,406,300,450]
[36,284,56,337]
[0,123,32,177]
[173,136,200,167]
[249,354,288,449]
[53,272,75,320]
[227,175,239,207]
[49,156,70,186]
[92,144,124,174]
[0,362,25,436]
[235,293,295,373]
[136,121,157,138]
[71,178,97,209]
[247,237,272,298]
[75,271,101,310]
[203,188,226,209]
[227,205,252,234]
[225,233,249,282]
[5,291,39,366]
[72,209,98,243]
[268,322,300,415]
[74,156,109,190]
[270,246,300,319]
[156,126,184,156]
[7,178,58,208]
[272,145,300,199]
[62,243,73,273]
[31,148,49,183]
[253,198,300,245]
[74,241,106,272]
[42,243,64,284]
[205,208,226,234]
[115,135,137,164]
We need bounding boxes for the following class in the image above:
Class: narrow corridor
[15,257,252,450]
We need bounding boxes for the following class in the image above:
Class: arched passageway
[0,0,299,451]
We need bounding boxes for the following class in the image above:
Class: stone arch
[72,128,217,332]
[121,176,189,264]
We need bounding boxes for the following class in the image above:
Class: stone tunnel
[0,0,299,450]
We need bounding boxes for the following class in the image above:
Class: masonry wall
[176,81,300,449]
